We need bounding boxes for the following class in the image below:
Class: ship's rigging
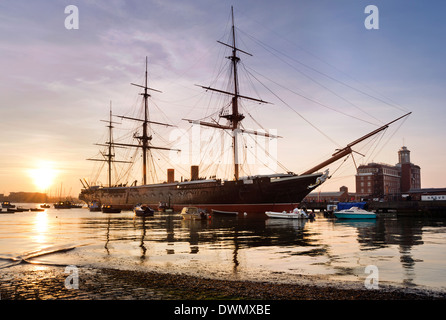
[110,58,180,186]
[184,7,280,181]
[183,7,411,183]
[86,102,131,187]
[85,6,411,190]
[80,6,414,214]
[86,59,181,188]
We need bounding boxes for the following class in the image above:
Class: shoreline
[0,264,444,300]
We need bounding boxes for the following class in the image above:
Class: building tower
[355,146,421,199]
[398,146,411,164]
[397,146,421,193]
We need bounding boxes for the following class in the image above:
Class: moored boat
[7,207,28,213]
[134,204,154,216]
[54,201,73,209]
[181,207,210,220]
[101,204,121,214]
[157,201,172,212]
[88,200,101,212]
[211,209,239,216]
[334,207,376,219]
[2,201,15,209]
[265,208,309,219]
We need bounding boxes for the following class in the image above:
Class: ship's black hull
[79,172,325,214]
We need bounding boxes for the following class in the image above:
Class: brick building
[304,186,354,203]
[355,146,420,200]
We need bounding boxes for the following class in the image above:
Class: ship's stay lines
[86,7,411,189]
[183,14,411,180]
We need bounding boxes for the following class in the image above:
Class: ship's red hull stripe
[113,202,300,215]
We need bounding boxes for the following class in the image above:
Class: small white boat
[181,207,210,220]
[265,208,309,219]
[334,207,376,219]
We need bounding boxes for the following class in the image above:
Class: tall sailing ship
[79,8,410,214]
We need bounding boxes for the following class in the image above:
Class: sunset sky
[1,0,445,198]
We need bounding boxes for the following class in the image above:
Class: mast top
[217,6,252,58]
[191,6,271,180]
[131,57,162,96]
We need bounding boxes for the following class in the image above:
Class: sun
[28,161,58,191]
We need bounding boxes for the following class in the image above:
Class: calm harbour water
[1,204,446,293]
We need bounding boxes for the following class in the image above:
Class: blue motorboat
[334,207,377,219]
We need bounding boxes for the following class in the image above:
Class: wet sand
[0,264,444,300]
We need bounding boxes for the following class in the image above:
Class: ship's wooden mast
[229,7,242,180]
[188,6,270,180]
[107,105,114,187]
[112,57,180,185]
[140,57,151,185]
[87,102,130,187]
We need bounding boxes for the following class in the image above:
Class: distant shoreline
[0,192,82,203]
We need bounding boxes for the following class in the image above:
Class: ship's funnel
[191,165,199,181]
[167,169,175,183]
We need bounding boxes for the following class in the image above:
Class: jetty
[368,200,446,215]
[303,200,446,215]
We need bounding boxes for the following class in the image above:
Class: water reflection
[330,215,437,287]
[138,216,148,261]
[93,213,321,275]
[2,208,445,290]
[95,214,426,269]
[104,217,111,255]
[33,211,48,245]
[80,212,446,286]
